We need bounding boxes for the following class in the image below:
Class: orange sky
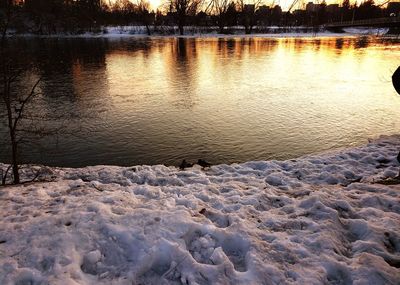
[108,0,392,12]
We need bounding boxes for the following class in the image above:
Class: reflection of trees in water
[256,39,278,53]
[335,38,344,50]
[377,37,400,46]
[217,38,279,59]
[311,39,322,51]
[280,37,363,55]
[3,39,114,164]
[14,38,110,104]
[164,38,199,109]
[28,39,109,75]
[215,38,256,58]
[177,37,188,60]
[238,38,252,57]
[29,39,110,124]
[225,39,236,55]
[294,38,326,51]
[123,38,153,58]
[167,38,280,109]
[354,37,369,49]
[217,38,232,58]
[281,38,312,52]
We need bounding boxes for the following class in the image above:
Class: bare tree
[0,2,65,184]
[237,0,263,34]
[210,0,233,33]
[0,73,41,184]
[1,1,24,184]
[0,32,43,184]
[168,0,203,35]
[137,0,153,35]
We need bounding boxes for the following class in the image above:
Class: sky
[111,0,391,12]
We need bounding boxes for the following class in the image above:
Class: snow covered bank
[7,26,390,39]
[0,135,400,284]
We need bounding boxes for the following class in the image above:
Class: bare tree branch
[12,78,41,132]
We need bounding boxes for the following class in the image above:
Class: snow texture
[0,135,399,284]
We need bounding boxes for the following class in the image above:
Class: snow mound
[0,135,399,284]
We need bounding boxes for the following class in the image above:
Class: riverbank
[6,26,392,38]
[0,135,399,284]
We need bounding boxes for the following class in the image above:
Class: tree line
[1,0,398,35]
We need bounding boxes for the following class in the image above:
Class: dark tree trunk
[245,24,250,34]
[11,135,19,184]
[218,14,225,34]
[178,14,185,35]
[244,16,251,34]
[4,83,20,184]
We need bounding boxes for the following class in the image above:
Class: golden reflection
[10,36,400,167]
[103,36,400,156]
[104,37,399,110]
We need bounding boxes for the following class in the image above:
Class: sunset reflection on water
[2,36,400,167]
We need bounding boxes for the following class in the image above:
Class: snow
[0,135,400,284]
[342,27,389,35]
[6,25,390,39]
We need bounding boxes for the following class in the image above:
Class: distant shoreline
[5,26,392,39]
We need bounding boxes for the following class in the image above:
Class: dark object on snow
[179,159,193,170]
[375,176,400,185]
[392,67,400,174]
[393,66,400,95]
[199,208,206,214]
[197,159,211,168]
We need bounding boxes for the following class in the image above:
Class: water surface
[1,36,400,167]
